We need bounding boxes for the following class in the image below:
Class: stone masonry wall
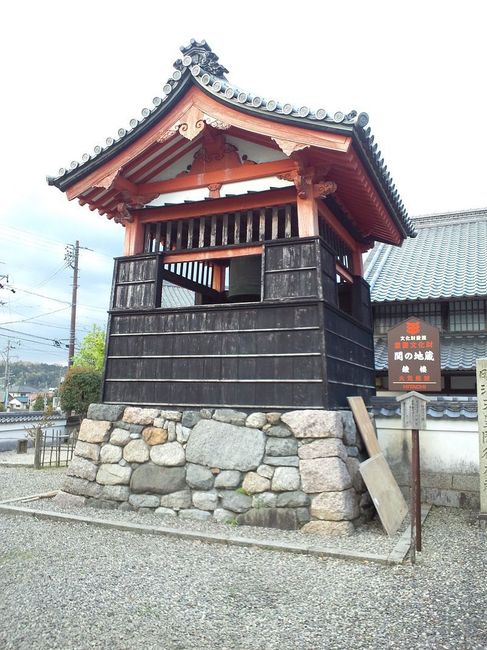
[59,405,373,536]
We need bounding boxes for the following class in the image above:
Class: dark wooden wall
[104,301,325,409]
[111,253,163,310]
[103,238,375,409]
[323,302,375,407]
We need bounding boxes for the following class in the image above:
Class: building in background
[365,207,487,395]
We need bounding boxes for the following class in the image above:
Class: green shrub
[59,367,102,419]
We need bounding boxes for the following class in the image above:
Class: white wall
[375,416,479,474]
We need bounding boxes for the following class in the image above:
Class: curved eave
[48,64,414,241]
[48,74,194,193]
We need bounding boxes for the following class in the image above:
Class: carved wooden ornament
[113,202,134,225]
[272,137,310,157]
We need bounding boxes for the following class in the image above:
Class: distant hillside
[0,361,66,390]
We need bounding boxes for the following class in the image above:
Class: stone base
[62,405,370,535]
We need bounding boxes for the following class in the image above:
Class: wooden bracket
[278,157,335,200]
[113,202,134,225]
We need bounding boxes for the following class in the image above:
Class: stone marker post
[476,359,487,514]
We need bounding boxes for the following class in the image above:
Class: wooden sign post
[397,391,431,562]
[476,359,487,518]
[388,318,441,563]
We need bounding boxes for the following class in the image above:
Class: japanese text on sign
[387,318,441,392]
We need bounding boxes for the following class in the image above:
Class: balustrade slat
[285,205,292,238]
[198,217,206,249]
[259,208,266,241]
[210,215,217,247]
[176,221,183,250]
[271,207,279,239]
[234,212,241,244]
[246,210,253,243]
[222,213,228,246]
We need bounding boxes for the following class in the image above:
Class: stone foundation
[59,405,372,535]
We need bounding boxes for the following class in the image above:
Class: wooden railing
[144,204,298,253]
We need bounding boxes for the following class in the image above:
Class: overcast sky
[0,0,486,366]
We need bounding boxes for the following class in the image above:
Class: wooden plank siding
[323,302,375,406]
[103,238,375,409]
[104,302,324,409]
[112,253,163,310]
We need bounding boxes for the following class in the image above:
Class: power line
[7,285,108,312]
[0,332,69,349]
[34,262,71,289]
[0,306,69,325]
[16,344,68,357]
[0,325,69,344]
[1,225,70,248]
[1,226,116,260]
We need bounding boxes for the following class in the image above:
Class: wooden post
[397,391,430,557]
[411,428,422,552]
[476,359,487,515]
[124,219,146,255]
[34,427,42,470]
[296,193,319,237]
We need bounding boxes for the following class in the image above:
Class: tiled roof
[161,284,194,308]
[371,395,478,419]
[365,207,487,301]
[47,39,413,239]
[0,411,47,425]
[374,333,487,371]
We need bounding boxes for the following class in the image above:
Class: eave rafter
[65,87,352,219]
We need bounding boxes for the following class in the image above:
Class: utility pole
[2,339,17,410]
[65,241,80,367]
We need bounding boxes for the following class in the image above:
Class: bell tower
[48,40,415,410]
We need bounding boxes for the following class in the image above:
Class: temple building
[365,207,487,395]
[48,40,414,411]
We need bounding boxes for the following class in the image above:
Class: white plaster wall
[0,417,67,449]
[376,417,479,474]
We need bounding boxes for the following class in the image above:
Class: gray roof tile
[47,40,413,239]
[365,208,487,301]
[371,395,478,419]
[161,285,194,309]
[374,333,487,371]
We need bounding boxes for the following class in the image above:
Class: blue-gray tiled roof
[365,208,487,301]
[161,284,194,308]
[374,333,487,371]
[371,395,478,419]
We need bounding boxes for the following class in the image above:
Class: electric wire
[0,306,69,325]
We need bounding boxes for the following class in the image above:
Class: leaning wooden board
[347,396,382,457]
[347,396,408,536]
[359,453,409,536]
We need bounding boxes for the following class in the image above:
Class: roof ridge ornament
[176,39,229,80]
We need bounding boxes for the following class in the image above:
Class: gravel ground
[0,466,65,498]
[0,466,407,556]
[1,466,486,649]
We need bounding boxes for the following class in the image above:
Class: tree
[72,325,106,372]
[32,394,53,411]
[59,367,102,419]
[33,394,46,411]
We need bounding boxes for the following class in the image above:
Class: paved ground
[0,467,486,649]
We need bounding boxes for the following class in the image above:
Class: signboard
[397,391,430,429]
[387,317,441,392]
[477,359,487,513]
